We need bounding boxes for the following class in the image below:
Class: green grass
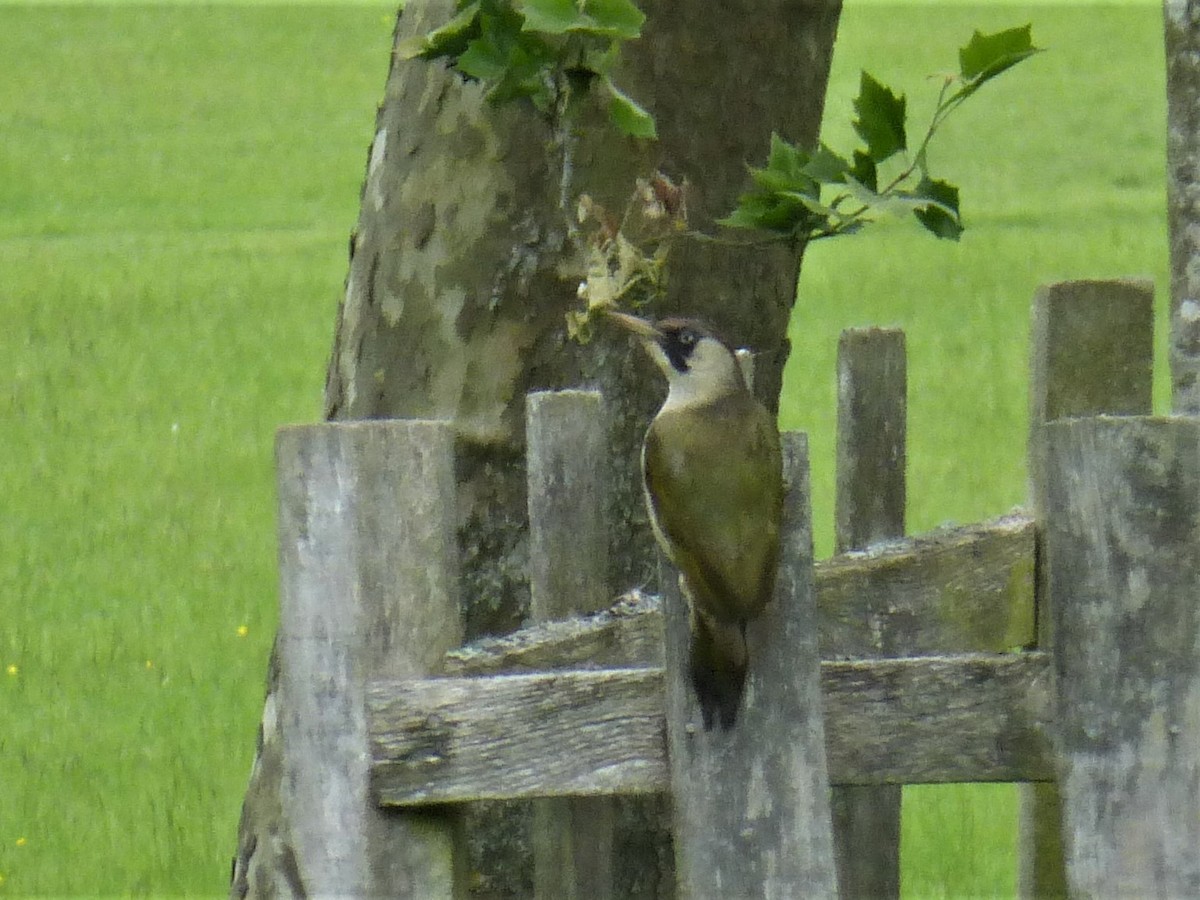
[0,2,1170,896]
[0,6,397,894]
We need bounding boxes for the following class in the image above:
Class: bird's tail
[688,607,748,730]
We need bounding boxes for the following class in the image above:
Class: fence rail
[368,651,1055,805]
[437,510,1034,676]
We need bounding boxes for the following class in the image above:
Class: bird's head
[606,311,747,409]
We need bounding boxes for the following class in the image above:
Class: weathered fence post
[831,328,906,900]
[661,432,838,898]
[1028,279,1155,509]
[276,421,464,896]
[1043,416,1200,896]
[834,328,906,549]
[1164,0,1200,412]
[526,390,615,900]
[1021,279,1154,897]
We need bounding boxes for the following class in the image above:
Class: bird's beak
[604,310,661,341]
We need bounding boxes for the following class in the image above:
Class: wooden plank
[276,421,464,897]
[440,513,1035,677]
[823,652,1054,785]
[1045,416,1200,896]
[1021,278,1154,898]
[659,432,837,897]
[832,328,905,899]
[368,668,668,803]
[835,327,906,550]
[818,512,1034,657]
[527,390,610,620]
[368,652,1055,804]
[443,589,662,674]
[526,390,615,900]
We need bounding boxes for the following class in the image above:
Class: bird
[606,311,784,729]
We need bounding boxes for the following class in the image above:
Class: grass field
[0,2,1169,896]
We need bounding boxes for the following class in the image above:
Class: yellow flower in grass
[5,664,16,677]
[15,837,26,847]
[237,624,249,638]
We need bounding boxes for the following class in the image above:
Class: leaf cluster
[722,25,1040,244]
[397,0,655,138]
[568,173,689,341]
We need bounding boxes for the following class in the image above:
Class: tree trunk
[231,0,841,896]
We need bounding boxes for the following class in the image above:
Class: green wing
[643,395,783,623]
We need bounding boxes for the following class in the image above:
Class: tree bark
[232,0,841,896]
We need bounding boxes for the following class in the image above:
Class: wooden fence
[271,279,1200,898]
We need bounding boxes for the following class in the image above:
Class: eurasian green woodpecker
[608,312,784,729]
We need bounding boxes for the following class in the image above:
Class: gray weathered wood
[441,513,1034,676]
[1165,0,1200,412]
[444,589,663,674]
[824,652,1054,787]
[368,651,1055,803]
[1028,279,1155,526]
[1021,278,1154,898]
[527,391,611,621]
[369,668,668,803]
[1044,416,1200,897]
[835,327,906,550]
[818,512,1034,657]
[276,421,463,897]
[832,328,905,900]
[526,390,615,900]
[659,432,837,898]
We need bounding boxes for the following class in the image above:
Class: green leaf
[582,0,645,38]
[841,174,887,211]
[802,143,850,184]
[466,14,558,108]
[487,46,558,107]
[765,132,809,182]
[848,150,877,193]
[395,1,481,61]
[456,34,509,81]
[451,8,527,91]
[957,24,1039,94]
[519,0,583,34]
[853,71,907,162]
[605,77,656,138]
[719,190,813,234]
[728,135,863,235]
[843,174,940,220]
[716,196,767,230]
[520,0,644,38]
[911,176,963,240]
[740,134,814,194]
[749,163,815,197]
[788,192,857,228]
[581,41,621,76]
